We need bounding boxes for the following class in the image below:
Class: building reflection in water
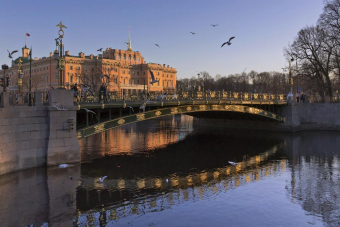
[79,115,193,161]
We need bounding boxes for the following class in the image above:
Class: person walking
[73,83,78,102]
[98,83,105,103]
[296,92,300,103]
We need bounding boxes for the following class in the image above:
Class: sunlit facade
[0,29,177,95]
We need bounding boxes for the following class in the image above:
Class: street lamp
[18,58,23,93]
[54,21,67,89]
[1,64,9,92]
[28,47,33,106]
[288,57,294,98]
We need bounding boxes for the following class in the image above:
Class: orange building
[1,28,177,96]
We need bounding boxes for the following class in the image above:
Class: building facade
[1,31,177,96]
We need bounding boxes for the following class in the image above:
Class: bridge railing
[0,90,49,107]
[76,90,287,104]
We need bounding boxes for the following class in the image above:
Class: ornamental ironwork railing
[76,90,287,104]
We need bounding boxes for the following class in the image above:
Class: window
[70,74,73,82]
[43,67,45,71]
[55,74,59,83]
[70,66,73,70]
[46,75,48,83]
[157,72,159,75]
[137,72,139,75]
[77,66,80,70]
[143,72,145,75]
[47,66,48,70]
[137,79,139,84]
[123,70,125,74]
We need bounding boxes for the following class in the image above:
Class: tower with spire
[127,26,132,51]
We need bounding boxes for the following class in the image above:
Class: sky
[0,0,324,79]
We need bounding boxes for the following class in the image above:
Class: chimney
[65,50,70,56]
[163,64,166,67]
[167,65,169,68]
[50,52,53,57]
[90,54,93,59]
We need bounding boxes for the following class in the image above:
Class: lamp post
[1,64,9,92]
[28,47,32,106]
[197,73,201,92]
[288,58,294,98]
[54,21,67,89]
[18,58,23,93]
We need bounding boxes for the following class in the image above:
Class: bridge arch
[77,104,285,139]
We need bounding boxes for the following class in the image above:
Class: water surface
[0,115,339,227]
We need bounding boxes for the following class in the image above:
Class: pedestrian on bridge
[98,83,107,103]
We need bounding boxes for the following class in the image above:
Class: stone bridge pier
[46,89,80,166]
[0,90,80,175]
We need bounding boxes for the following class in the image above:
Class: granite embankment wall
[0,106,48,175]
[283,103,340,131]
[0,90,80,175]
[192,103,340,132]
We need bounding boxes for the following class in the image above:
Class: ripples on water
[0,115,340,226]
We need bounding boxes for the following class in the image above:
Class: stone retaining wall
[0,90,80,175]
[0,106,48,175]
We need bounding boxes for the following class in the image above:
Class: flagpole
[25,32,27,47]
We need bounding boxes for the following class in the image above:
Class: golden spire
[128,26,132,51]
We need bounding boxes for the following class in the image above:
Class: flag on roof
[26,33,30,37]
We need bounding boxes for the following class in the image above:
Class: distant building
[0,28,177,95]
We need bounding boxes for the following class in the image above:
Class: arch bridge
[76,91,287,139]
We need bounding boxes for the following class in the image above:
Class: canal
[0,115,339,226]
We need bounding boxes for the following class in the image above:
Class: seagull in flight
[149,69,159,85]
[228,161,238,165]
[82,108,96,114]
[190,32,196,35]
[155,44,160,48]
[211,24,218,27]
[127,106,134,113]
[99,176,107,183]
[7,50,18,59]
[81,84,95,96]
[221,37,235,48]
[53,102,68,111]
[97,48,103,52]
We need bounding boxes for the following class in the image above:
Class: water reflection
[75,143,286,226]
[79,115,193,161]
[0,116,339,226]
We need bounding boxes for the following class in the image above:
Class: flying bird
[99,176,107,183]
[127,106,134,113]
[221,37,235,48]
[211,24,218,27]
[228,161,238,165]
[7,50,18,59]
[82,108,96,114]
[140,103,145,113]
[97,48,103,52]
[190,32,196,35]
[81,84,95,97]
[149,69,159,85]
[59,164,69,168]
[155,44,160,48]
[124,42,129,44]
[53,102,68,111]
